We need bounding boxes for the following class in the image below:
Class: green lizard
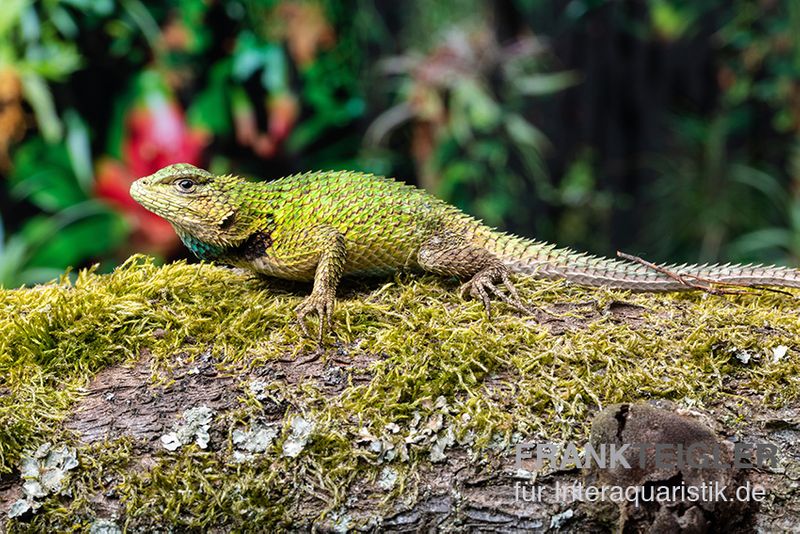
[130,163,800,340]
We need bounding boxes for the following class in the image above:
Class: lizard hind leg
[417,234,531,318]
[295,225,346,342]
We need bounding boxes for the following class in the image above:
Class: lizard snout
[129,176,152,202]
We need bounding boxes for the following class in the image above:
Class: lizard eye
[174,179,196,193]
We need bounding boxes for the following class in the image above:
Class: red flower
[95,158,180,255]
[94,70,209,254]
[124,89,208,179]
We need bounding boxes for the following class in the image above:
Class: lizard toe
[295,292,336,341]
[462,265,532,318]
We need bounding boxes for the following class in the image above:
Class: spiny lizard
[130,163,800,340]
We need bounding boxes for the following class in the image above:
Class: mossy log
[1,256,799,531]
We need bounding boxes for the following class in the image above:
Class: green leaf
[19,2,39,41]
[232,32,265,80]
[452,81,501,132]
[0,234,30,288]
[16,202,128,271]
[64,109,94,193]
[438,160,482,202]
[260,45,288,93]
[120,0,159,49]
[504,114,550,151]
[9,137,86,211]
[286,98,364,153]
[729,228,793,257]
[20,72,63,141]
[187,61,233,136]
[49,6,78,38]
[789,201,800,233]
[474,190,515,226]
[469,139,508,169]
[730,164,785,211]
[0,201,127,287]
[22,41,82,79]
[104,75,138,159]
[232,33,289,92]
[0,0,29,39]
[650,0,693,40]
[514,71,580,96]
[560,153,596,205]
[61,0,114,16]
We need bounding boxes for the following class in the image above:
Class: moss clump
[1,255,799,529]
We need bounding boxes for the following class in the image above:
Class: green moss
[2,255,799,529]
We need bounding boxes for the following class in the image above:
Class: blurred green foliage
[1,0,800,287]
[2,134,127,286]
[649,0,800,264]
[366,25,579,229]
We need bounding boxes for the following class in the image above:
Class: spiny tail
[478,230,800,291]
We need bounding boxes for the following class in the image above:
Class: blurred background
[1,0,800,287]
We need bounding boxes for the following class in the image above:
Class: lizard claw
[460,265,531,319]
[296,291,335,342]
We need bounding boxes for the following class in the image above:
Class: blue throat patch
[179,233,226,261]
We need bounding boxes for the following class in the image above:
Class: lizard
[130,163,800,340]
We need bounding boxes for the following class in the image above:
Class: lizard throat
[175,228,273,263]
[177,232,227,261]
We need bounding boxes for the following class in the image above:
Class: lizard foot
[459,265,531,319]
[296,291,335,342]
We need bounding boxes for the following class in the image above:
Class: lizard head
[130,163,253,248]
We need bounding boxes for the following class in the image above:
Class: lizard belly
[249,251,318,281]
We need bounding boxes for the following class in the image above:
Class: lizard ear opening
[219,211,236,229]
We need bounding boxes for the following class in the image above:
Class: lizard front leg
[417,234,530,318]
[295,225,346,341]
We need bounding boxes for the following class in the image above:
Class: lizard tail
[478,231,800,291]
